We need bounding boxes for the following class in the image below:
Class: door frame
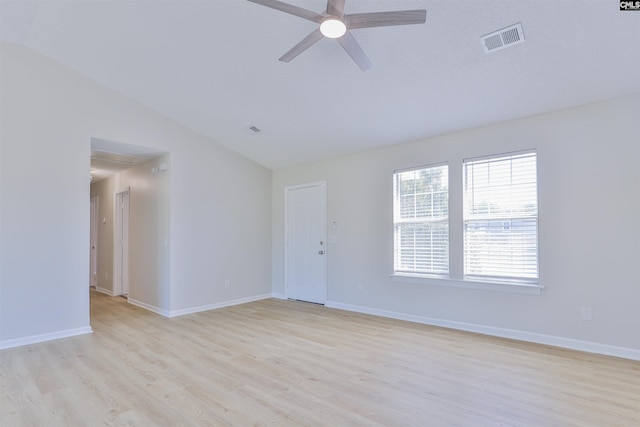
[90,196,99,287]
[114,188,130,297]
[284,181,327,303]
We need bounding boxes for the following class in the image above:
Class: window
[463,151,538,282]
[391,150,541,293]
[393,164,449,275]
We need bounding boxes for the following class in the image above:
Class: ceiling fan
[247,0,427,71]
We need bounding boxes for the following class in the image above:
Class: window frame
[462,150,539,284]
[392,162,450,278]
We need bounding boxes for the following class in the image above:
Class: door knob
[318,250,324,255]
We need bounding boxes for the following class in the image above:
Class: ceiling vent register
[481,23,524,53]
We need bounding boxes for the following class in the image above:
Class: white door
[114,190,130,296]
[90,197,98,287]
[285,182,327,304]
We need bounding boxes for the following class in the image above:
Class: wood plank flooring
[1,289,639,426]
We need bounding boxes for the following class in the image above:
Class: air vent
[481,23,524,53]
[245,125,262,134]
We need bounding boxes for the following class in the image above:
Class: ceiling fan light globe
[320,18,347,38]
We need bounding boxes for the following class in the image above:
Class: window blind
[394,165,449,275]
[463,151,538,281]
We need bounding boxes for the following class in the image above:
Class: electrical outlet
[581,306,592,321]
[224,279,230,288]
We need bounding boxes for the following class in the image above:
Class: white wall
[0,44,272,346]
[272,94,640,359]
[120,154,171,312]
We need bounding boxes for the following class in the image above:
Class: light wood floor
[1,290,639,426]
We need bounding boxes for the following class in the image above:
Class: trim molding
[0,326,93,350]
[169,293,273,317]
[95,286,115,296]
[271,293,287,300]
[128,298,171,317]
[325,300,640,361]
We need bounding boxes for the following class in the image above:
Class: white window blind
[463,151,538,281]
[393,165,449,275]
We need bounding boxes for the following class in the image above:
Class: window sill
[390,274,543,295]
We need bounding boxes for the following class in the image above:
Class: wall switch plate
[581,306,592,321]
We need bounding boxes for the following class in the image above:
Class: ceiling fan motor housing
[320,17,347,38]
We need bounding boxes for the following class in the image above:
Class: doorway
[285,182,327,304]
[114,189,130,297]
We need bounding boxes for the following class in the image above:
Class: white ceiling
[1,0,639,170]
[90,138,166,182]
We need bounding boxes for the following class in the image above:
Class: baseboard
[325,300,640,361]
[95,287,115,296]
[169,293,273,317]
[271,292,287,300]
[0,326,93,350]
[128,298,171,317]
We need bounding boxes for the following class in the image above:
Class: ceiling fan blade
[337,31,373,71]
[326,0,346,17]
[279,29,324,62]
[247,0,323,23]
[345,10,427,30]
